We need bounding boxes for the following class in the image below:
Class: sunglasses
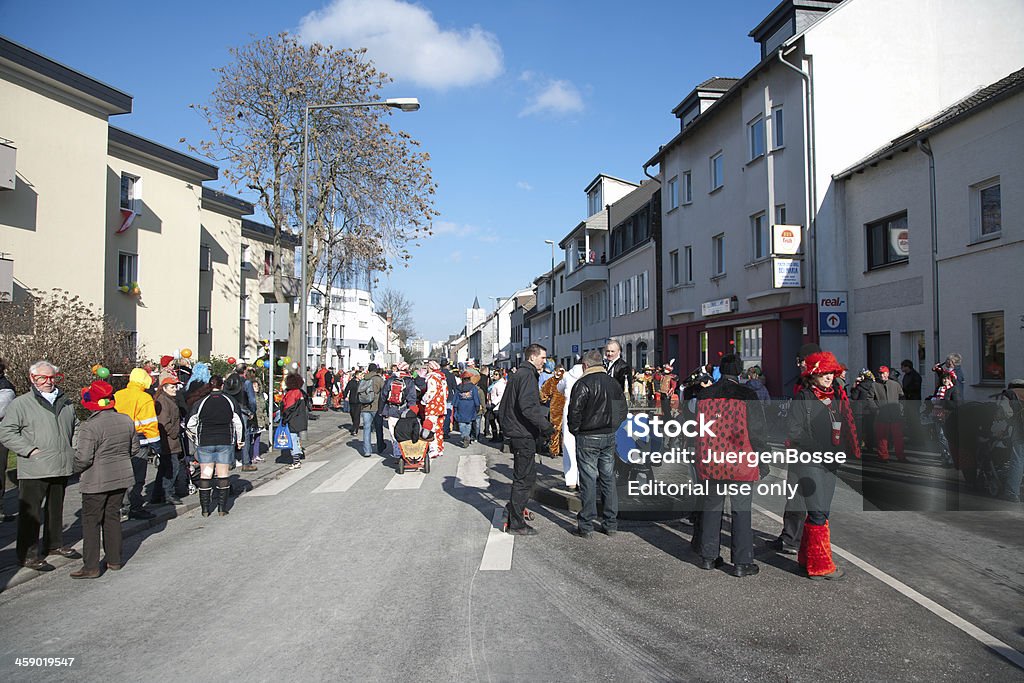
[31,373,64,385]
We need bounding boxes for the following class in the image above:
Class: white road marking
[385,471,427,490]
[312,457,379,493]
[479,507,514,571]
[247,461,328,496]
[456,454,489,488]
[753,504,1024,671]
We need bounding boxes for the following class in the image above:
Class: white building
[305,286,400,371]
[408,338,432,359]
[646,0,1024,395]
[835,68,1024,399]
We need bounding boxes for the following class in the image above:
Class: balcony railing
[564,262,608,292]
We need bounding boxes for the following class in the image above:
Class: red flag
[117,208,137,234]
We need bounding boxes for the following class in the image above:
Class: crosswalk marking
[385,471,427,490]
[312,457,379,493]
[455,454,489,488]
[479,507,514,571]
[247,461,328,496]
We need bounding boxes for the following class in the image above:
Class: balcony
[258,273,300,298]
[564,262,608,292]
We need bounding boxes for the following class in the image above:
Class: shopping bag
[273,424,293,450]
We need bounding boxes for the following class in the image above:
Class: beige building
[1,35,298,365]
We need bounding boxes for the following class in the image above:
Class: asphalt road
[0,412,1021,682]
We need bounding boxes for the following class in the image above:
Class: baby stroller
[310,387,330,412]
[945,401,1012,495]
[395,409,432,475]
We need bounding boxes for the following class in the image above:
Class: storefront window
[978,312,1004,382]
[734,325,763,368]
[699,331,709,366]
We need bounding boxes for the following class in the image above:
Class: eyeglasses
[31,373,63,385]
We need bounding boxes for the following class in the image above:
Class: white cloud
[298,0,503,90]
[447,250,463,263]
[431,221,499,243]
[520,79,585,117]
[516,181,533,191]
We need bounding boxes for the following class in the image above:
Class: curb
[0,427,352,594]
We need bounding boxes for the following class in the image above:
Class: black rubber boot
[198,480,213,517]
[215,477,231,516]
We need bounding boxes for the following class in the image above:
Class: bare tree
[376,287,416,348]
[189,33,438,357]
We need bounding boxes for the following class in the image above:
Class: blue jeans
[576,432,618,532]
[362,410,375,455]
[154,449,181,500]
[197,444,233,465]
[458,421,473,443]
[1004,440,1024,501]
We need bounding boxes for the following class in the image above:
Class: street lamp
[300,97,420,372]
[489,296,503,368]
[544,239,555,273]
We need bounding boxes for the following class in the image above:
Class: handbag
[273,424,293,450]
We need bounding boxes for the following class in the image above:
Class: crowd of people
[0,337,1020,583]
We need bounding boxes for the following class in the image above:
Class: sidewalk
[0,408,354,593]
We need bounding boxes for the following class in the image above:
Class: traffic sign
[818,291,848,336]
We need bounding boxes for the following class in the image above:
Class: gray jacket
[74,410,139,494]
[0,388,78,479]
[871,379,905,422]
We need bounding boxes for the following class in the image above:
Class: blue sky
[1,0,774,342]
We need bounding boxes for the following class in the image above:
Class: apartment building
[525,269,555,359]
[835,68,1024,400]
[647,0,1024,395]
[306,285,400,371]
[607,179,661,369]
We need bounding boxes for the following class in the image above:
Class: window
[699,330,709,366]
[637,342,648,369]
[710,152,724,191]
[713,234,725,276]
[310,291,323,307]
[264,250,274,276]
[670,250,680,286]
[119,173,140,212]
[588,186,603,216]
[199,244,212,272]
[684,246,693,283]
[624,278,633,314]
[682,171,692,203]
[240,294,250,321]
[241,244,252,269]
[117,252,137,287]
[978,311,1004,382]
[198,307,210,334]
[751,212,768,260]
[772,106,784,148]
[971,178,1001,240]
[866,212,909,269]
[640,271,649,310]
[734,325,763,367]
[358,321,368,328]
[748,116,765,160]
[775,204,787,225]
[668,176,679,210]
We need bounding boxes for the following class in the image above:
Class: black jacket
[567,367,628,436]
[393,409,421,443]
[606,357,633,397]
[901,368,922,401]
[499,363,553,440]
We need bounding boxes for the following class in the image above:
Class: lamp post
[543,239,555,274]
[489,296,503,368]
[300,97,420,373]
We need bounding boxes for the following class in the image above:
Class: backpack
[1002,390,1024,433]
[358,377,377,405]
[386,378,406,406]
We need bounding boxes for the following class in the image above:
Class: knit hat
[397,361,410,372]
[160,355,175,368]
[427,360,440,371]
[803,352,844,377]
[798,343,821,361]
[81,380,116,411]
[128,367,152,389]
[719,353,743,377]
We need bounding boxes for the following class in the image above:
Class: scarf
[810,383,860,459]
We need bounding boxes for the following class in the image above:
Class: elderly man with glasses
[0,360,81,571]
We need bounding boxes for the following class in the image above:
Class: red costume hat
[802,352,844,377]
[81,380,116,411]
[160,355,175,368]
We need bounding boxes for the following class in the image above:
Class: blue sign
[819,312,847,335]
[572,344,580,354]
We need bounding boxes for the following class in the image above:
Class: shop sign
[818,291,848,336]
[772,224,802,255]
[772,258,802,288]
[889,225,909,256]
[702,297,732,316]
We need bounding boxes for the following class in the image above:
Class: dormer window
[587,186,603,216]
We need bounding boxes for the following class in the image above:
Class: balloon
[227,357,237,365]
[174,349,181,358]
[91,364,101,376]
[277,359,285,367]
[283,356,291,364]
[290,362,299,371]
[96,366,111,379]
[119,285,129,293]
[256,359,264,368]
[181,349,193,359]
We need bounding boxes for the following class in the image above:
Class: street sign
[571,344,579,354]
[818,291,848,336]
[772,258,802,288]
[258,303,290,341]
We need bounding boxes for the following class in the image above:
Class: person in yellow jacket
[114,368,159,519]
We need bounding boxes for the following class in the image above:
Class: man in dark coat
[603,339,632,398]
[567,350,627,538]
[499,344,554,535]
